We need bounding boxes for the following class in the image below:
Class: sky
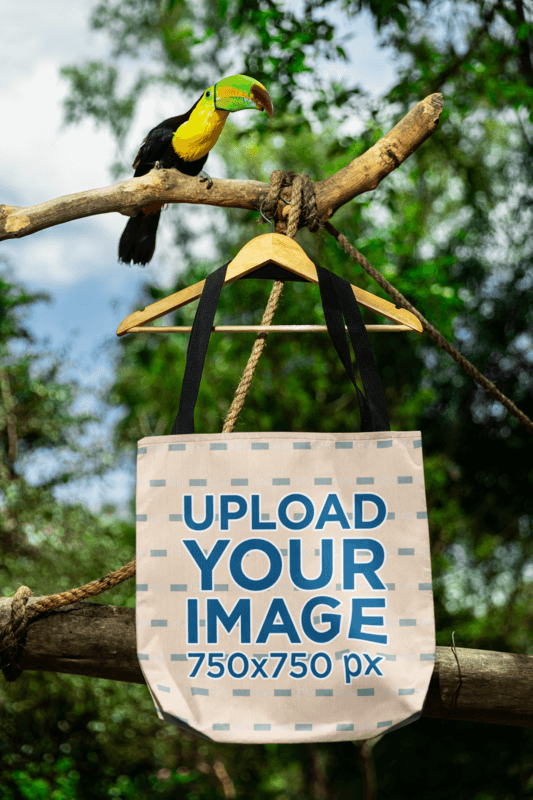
[0,0,398,513]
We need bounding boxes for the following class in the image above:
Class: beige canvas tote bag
[136,263,435,743]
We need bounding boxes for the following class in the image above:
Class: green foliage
[0,263,134,606]
[60,63,143,145]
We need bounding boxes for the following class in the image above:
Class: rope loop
[262,171,322,236]
[0,586,32,682]
[261,169,294,221]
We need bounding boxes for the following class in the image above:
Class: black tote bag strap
[171,263,228,434]
[316,266,390,432]
[315,265,373,431]
[172,261,390,434]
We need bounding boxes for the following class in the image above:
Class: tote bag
[135,263,435,743]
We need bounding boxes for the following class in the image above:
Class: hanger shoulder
[349,286,422,330]
[117,279,208,335]
[256,235,422,331]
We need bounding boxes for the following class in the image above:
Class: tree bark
[1,596,532,729]
[0,94,443,242]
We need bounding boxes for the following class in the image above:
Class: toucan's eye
[206,90,212,98]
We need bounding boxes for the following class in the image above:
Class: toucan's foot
[198,170,213,190]
[154,161,162,170]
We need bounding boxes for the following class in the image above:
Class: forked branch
[0,94,443,242]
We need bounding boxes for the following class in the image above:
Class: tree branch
[0,94,443,242]
[1,596,532,729]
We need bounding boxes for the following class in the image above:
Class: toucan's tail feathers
[118,211,161,266]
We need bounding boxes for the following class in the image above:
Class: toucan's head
[174,75,273,162]
[199,75,274,118]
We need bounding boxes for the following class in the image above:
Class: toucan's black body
[118,102,207,266]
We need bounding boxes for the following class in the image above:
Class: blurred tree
[0,260,134,606]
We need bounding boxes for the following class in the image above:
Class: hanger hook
[259,198,274,233]
[259,197,291,233]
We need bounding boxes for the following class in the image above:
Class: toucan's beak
[214,74,274,118]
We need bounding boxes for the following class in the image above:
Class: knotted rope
[261,170,322,235]
[0,561,137,682]
[0,586,31,682]
[3,168,532,683]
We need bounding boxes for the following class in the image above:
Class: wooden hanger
[116,233,423,336]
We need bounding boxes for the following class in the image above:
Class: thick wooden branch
[316,93,444,219]
[0,94,443,242]
[1,596,532,729]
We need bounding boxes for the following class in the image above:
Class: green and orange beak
[214,74,274,118]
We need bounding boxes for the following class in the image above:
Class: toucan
[118,74,274,266]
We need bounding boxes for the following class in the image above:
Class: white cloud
[1,59,116,206]
[0,53,127,286]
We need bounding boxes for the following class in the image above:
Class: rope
[4,168,532,682]
[222,170,319,432]
[221,280,284,432]
[324,221,533,436]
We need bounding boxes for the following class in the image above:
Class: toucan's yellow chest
[172,106,229,161]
